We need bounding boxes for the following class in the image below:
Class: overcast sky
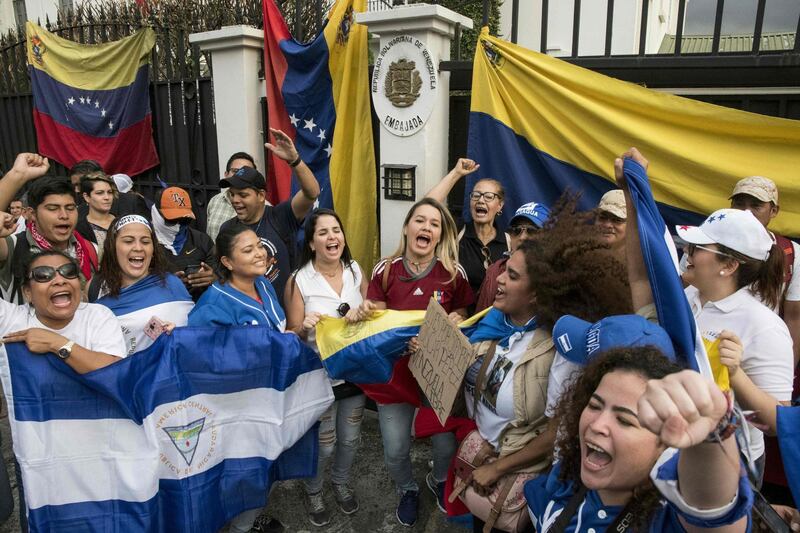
[684,0,799,34]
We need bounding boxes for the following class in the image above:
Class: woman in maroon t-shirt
[352,197,473,526]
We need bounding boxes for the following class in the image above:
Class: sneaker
[306,491,331,527]
[250,513,285,533]
[332,483,359,514]
[396,490,419,527]
[426,471,446,513]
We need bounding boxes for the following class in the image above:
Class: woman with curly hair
[525,347,751,532]
[459,197,633,533]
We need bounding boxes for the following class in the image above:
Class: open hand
[3,328,66,354]
[265,128,300,163]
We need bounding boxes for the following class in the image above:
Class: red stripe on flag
[34,110,159,176]
[358,356,422,406]
[262,0,297,205]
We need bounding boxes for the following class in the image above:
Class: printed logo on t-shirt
[412,287,424,296]
[481,355,513,412]
[260,238,279,283]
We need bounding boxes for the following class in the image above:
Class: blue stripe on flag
[321,325,420,384]
[30,64,151,138]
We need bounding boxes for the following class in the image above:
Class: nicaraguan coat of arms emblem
[384,58,422,108]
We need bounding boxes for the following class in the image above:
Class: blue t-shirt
[525,455,752,532]
[188,278,286,332]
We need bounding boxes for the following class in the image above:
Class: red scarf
[27,221,97,280]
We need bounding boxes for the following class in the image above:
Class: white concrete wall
[23,0,59,25]
[499,0,674,56]
[0,0,17,34]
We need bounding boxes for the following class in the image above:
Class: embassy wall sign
[372,35,438,137]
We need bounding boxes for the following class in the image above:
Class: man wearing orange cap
[153,186,216,300]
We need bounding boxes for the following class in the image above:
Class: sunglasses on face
[470,191,501,202]
[508,226,538,237]
[337,303,351,317]
[684,244,738,261]
[27,262,79,283]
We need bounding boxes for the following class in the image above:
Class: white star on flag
[108,121,114,130]
[67,97,75,105]
[289,114,299,127]
[101,109,107,117]
[79,97,85,104]
[317,129,326,141]
[94,101,99,108]
[303,118,316,132]
[324,144,333,158]
[86,97,91,105]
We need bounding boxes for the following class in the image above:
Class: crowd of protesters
[0,137,797,533]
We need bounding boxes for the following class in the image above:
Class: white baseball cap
[111,173,133,194]
[675,208,773,261]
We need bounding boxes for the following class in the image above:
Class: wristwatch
[57,340,75,360]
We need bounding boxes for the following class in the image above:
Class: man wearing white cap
[595,189,627,261]
[729,176,800,363]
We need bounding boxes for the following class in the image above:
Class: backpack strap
[381,257,395,294]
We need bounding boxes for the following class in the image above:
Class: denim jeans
[377,402,457,494]
[304,394,366,494]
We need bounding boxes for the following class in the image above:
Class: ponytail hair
[719,243,785,310]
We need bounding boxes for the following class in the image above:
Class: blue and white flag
[1,326,334,532]
[623,158,711,376]
[96,273,194,355]
[777,406,800,505]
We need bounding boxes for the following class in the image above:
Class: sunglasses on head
[27,262,79,283]
[508,226,538,237]
[337,303,351,317]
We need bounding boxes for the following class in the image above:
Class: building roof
[658,32,796,54]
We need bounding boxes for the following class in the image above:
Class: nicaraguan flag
[263,0,378,270]
[466,29,800,236]
[0,326,333,532]
[26,22,159,175]
[777,406,800,505]
[622,159,711,376]
[96,274,194,355]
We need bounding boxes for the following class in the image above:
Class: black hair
[297,209,355,271]
[21,250,79,287]
[225,152,256,172]
[214,224,253,282]
[27,177,76,210]
[68,160,103,178]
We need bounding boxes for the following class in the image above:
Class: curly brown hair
[97,219,170,297]
[520,195,633,330]
[553,346,681,530]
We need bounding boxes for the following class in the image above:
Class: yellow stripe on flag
[702,337,730,392]
[471,28,800,236]
[324,0,379,270]
[27,22,155,91]
[315,310,426,362]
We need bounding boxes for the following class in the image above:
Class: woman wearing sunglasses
[617,148,793,484]
[1,250,126,372]
[427,158,509,297]
[285,208,367,527]
[91,215,194,356]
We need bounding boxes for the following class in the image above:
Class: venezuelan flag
[263,0,378,270]
[315,307,488,405]
[467,29,800,236]
[26,22,159,176]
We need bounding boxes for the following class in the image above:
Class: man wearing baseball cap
[218,128,320,308]
[153,186,216,299]
[474,201,550,311]
[595,189,627,261]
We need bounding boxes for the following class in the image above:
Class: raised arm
[0,153,50,212]
[265,128,320,220]
[425,158,480,205]
[615,148,654,312]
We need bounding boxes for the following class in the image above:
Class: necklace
[405,256,432,273]
[316,261,341,278]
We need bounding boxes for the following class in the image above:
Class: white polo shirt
[685,285,793,460]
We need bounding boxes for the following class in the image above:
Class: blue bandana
[468,307,537,348]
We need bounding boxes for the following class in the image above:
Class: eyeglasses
[508,226,539,237]
[337,303,351,317]
[684,244,739,261]
[27,263,79,283]
[470,191,501,202]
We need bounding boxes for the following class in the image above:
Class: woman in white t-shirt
[616,148,793,482]
[285,208,367,527]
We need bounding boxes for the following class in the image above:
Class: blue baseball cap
[552,314,676,365]
[510,202,550,228]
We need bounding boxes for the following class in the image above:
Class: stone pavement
[0,409,468,533]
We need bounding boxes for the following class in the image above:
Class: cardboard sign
[409,299,475,425]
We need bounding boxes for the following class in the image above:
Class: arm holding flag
[265,128,320,220]
[2,328,121,374]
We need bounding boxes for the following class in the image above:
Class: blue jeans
[377,402,457,494]
[304,394,366,494]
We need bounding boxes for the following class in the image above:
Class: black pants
[472,515,535,533]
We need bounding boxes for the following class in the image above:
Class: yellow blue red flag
[467,28,800,236]
[26,22,159,175]
[263,0,378,270]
